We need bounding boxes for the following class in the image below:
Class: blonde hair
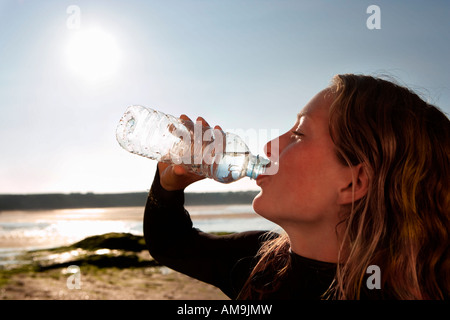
[240,74,450,299]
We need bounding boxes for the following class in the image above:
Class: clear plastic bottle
[116,105,271,183]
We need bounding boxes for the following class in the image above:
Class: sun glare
[66,28,120,83]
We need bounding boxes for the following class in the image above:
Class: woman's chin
[252,191,267,216]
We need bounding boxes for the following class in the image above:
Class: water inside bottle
[185,151,250,183]
[214,152,250,183]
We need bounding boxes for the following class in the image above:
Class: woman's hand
[158,161,204,191]
[158,114,222,191]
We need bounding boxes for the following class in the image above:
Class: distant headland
[0,191,259,211]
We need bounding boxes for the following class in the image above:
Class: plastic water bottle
[116,105,271,183]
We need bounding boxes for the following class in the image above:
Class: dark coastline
[0,191,259,211]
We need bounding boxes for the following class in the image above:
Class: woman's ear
[337,163,370,205]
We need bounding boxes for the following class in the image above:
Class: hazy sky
[0,0,449,194]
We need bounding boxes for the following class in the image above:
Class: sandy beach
[0,206,276,300]
[0,233,228,300]
[1,264,228,300]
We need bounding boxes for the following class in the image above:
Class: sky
[0,0,449,194]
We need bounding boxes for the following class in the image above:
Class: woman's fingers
[196,116,210,128]
[180,114,192,122]
[181,114,220,132]
[157,113,224,190]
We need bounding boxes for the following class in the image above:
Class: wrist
[150,166,185,206]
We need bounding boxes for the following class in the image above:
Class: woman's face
[253,89,352,227]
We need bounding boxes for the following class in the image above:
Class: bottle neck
[246,154,270,179]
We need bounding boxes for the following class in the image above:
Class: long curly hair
[240,74,450,299]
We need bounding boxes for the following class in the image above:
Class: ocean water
[0,205,279,266]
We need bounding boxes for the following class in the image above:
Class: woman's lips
[256,175,269,186]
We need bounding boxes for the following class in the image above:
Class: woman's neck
[283,221,343,263]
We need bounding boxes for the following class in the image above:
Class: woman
[144,74,449,299]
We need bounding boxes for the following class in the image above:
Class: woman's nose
[263,135,282,176]
[264,130,292,159]
[264,135,282,159]
[264,140,272,158]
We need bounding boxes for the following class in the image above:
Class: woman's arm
[143,166,273,298]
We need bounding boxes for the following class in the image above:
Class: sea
[0,205,280,266]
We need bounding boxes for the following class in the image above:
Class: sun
[66,28,120,83]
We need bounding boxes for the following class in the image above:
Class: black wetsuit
[143,168,338,300]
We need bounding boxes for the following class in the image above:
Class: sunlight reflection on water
[0,206,279,258]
